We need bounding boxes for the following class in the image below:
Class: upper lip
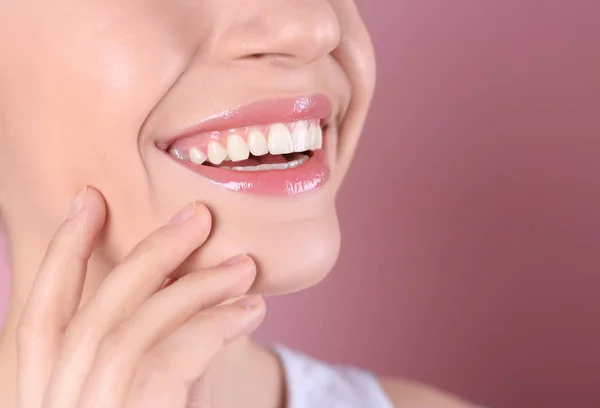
[155,94,333,151]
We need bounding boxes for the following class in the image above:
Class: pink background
[1,1,600,407]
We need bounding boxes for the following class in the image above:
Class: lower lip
[168,148,329,197]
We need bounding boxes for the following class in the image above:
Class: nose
[214,0,341,67]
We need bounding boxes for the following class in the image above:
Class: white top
[272,345,395,408]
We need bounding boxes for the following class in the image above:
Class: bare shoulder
[379,377,475,408]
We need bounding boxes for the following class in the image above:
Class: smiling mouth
[157,94,333,197]
[166,119,323,171]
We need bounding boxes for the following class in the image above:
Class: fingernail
[67,186,87,219]
[168,202,197,225]
[234,295,262,309]
[219,254,248,266]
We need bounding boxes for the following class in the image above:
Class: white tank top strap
[271,344,396,408]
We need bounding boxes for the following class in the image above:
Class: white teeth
[293,154,310,166]
[170,121,321,170]
[256,164,273,171]
[189,147,207,165]
[169,147,187,160]
[247,130,269,156]
[207,141,228,165]
[268,123,294,155]
[232,166,257,171]
[272,162,288,170]
[292,120,311,153]
[309,125,323,150]
[226,134,250,162]
[231,155,310,172]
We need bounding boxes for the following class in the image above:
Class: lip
[156,94,332,151]
[156,94,333,197]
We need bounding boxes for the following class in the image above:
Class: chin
[169,203,342,296]
[251,211,342,296]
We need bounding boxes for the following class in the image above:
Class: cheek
[0,4,190,228]
[38,11,188,162]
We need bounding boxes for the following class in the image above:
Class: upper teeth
[293,120,311,152]
[310,123,323,149]
[268,123,294,155]
[248,130,269,156]
[226,134,250,162]
[207,141,228,165]
[168,119,323,165]
[189,147,207,165]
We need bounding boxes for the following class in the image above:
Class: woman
[0,1,477,407]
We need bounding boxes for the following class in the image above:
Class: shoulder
[379,377,475,408]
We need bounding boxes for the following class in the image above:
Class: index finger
[16,186,106,408]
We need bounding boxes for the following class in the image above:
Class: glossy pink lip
[156,94,333,197]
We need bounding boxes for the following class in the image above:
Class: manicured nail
[234,295,262,309]
[219,254,248,266]
[168,202,197,225]
[67,186,87,219]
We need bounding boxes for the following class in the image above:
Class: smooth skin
[0,0,475,406]
[16,187,266,408]
[11,187,474,408]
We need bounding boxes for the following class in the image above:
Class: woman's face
[0,0,375,294]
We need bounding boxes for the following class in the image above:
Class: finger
[126,296,266,408]
[75,258,259,408]
[42,201,212,408]
[16,186,107,408]
[82,200,213,323]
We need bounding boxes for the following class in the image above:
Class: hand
[15,186,266,408]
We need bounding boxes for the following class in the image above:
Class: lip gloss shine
[157,94,333,197]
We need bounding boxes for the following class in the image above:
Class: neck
[0,228,285,408]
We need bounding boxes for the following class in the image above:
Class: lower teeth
[229,155,309,171]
